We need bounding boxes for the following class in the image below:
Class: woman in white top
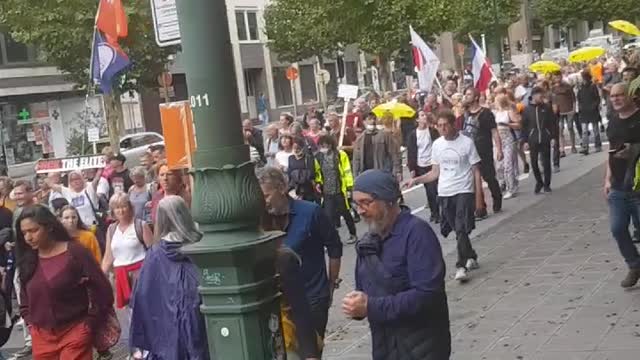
[493,94,521,199]
[100,193,152,359]
[101,193,152,306]
[275,134,294,171]
[48,170,100,226]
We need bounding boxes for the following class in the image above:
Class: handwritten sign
[35,155,106,174]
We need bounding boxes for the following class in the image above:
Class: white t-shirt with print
[61,184,99,225]
[431,134,481,197]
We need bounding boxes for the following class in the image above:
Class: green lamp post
[173,0,285,358]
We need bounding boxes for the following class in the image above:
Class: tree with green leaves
[351,0,455,90]
[264,0,456,91]
[454,0,522,39]
[0,0,175,149]
[264,0,353,63]
[534,0,640,28]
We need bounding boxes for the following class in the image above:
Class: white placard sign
[338,84,359,100]
[88,128,100,143]
[151,0,182,47]
[36,155,106,174]
[337,84,359,148]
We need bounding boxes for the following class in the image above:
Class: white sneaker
[455,267,469,282]
[503,192,514,199]
[466,259,479,270]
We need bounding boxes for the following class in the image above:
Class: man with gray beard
[342,169,450,360]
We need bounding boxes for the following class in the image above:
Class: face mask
[319,148,329,154]
[376,125,385,130]
[365,124,375,131]
[294,150,303,157]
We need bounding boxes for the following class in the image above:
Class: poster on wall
[41,123,54,154]
[26,130,36,142]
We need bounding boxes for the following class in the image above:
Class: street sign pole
[173,0,285,358]
[291,79,298,118]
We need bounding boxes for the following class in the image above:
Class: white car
[118,132,164,167]
[623,37,640,51]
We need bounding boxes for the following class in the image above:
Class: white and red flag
[410,26,440,92]
[469,35,493,92]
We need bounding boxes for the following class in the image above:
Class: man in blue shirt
[258,166,342,339]
[342,169,450,360]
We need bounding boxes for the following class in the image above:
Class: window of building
[299,64,317,103]
[5,33,28,63]
[272,67,293,107]
[345,61,358,85]
[235,12,247,41]
[0,32,38,65]
[235,10,259,42]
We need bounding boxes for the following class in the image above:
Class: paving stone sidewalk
[324,165,640,360]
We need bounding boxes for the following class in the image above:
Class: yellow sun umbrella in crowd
[372,101,416,119]
[529,61,561,74]
[608,20,640,36]
[568,47,606,63]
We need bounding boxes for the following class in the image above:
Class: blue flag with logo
[91,31,130,94]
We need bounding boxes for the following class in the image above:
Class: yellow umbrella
[372,101,416,119]
[608,20,640,36]
[568,47,606,63]
[529,61,561,74]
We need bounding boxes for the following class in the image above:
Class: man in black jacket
[522,87,558,194]
[577,71,602,155]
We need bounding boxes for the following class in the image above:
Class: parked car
[88,132,164,168]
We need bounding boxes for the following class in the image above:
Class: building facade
[0,31,144,178]
[166,0,362,123]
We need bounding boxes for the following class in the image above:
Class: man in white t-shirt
[406,110,483,282]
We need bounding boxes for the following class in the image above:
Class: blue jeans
[608,190,640,269]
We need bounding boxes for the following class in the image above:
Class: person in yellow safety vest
[315,134,358,244]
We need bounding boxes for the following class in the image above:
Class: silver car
[118,132,165,167]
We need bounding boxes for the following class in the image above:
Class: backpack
[107,219,147,250]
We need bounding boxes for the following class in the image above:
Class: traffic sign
[316,69,331,84]
[286,67,299,81]
[150,0,182,47]
[88,128,100,143]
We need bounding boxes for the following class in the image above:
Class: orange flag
[96,0,128,42]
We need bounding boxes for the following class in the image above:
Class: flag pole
[83,2,100,155]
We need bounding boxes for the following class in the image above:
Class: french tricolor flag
[469,35,493,92]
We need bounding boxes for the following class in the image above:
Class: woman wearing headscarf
[129,195,210,360]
